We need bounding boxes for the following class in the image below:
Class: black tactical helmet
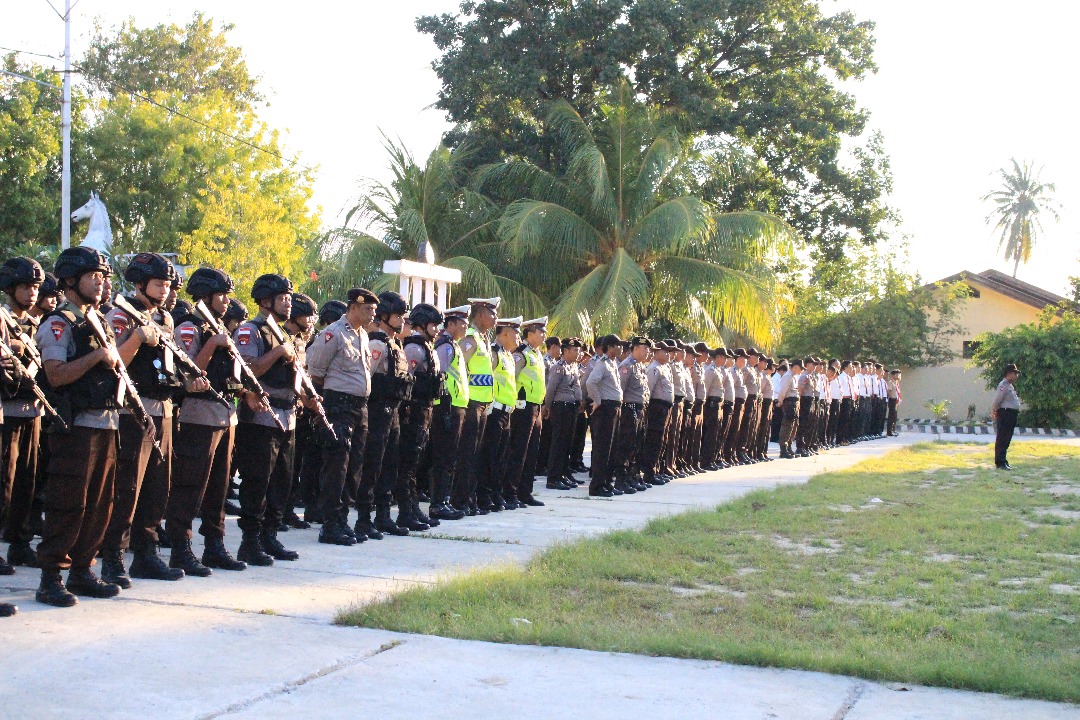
[54,246,111,280]
[39,272,61,298]
[0,257,45,291]
[171,299,193,325]
[375,291,408,318]
[250,273,293,302]
[124,252,176,284]
[291,292,317,318]
[318,300,347,326]
[409,302,443,328]
[224,298,249,323]
[186,267,234,299]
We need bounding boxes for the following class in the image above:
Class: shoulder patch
[237,327,252,346]
[111,312,128,335]
[371,348,382,362]
[323,330,334,344]
[409,358,419,370]
[620,366,629,375]
[50,319,66,341]
[462,339,475,351]
[179,326,196,348]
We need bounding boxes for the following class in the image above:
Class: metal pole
[60,0,72,249]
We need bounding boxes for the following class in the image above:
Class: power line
[0,68,58,88]
[0,45,61,60]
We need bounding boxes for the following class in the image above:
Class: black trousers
[826,399,841,444]
[570,406,589,466]
[887,398,898,435]
[475,407,512,508]
[723,397,744,459]
[167,423,233,543]
[362,399,400,511]
[837,398,853,442]
[612,402,645,478]
[235,422,295,534]
[588,401,621,493]
[105,413,170,552]
[995,408,1019,467]
[396,399,433,507]
[735,394,758,452]
[451,400,488,507]
[795,397,814,452]
[638,400,671,475]
[546,402,579,484]
[430,402,465,503]
[292,411,319,513]
[1,415,40,544]
[700,399,722,466]
[780,398,799,447]
[754,400,773,456]
[503,402,540,501]
[718,401,734,459]
[320,393,368,525]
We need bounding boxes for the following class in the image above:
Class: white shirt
[829,376,842,400]
[838,373,851,398]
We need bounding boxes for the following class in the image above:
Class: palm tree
[475,81,793,345]
[304,137,546,314]
[982,159,1060,278]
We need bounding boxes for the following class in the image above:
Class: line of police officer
[0,250,898,616]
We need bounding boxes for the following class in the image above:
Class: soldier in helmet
[305,288,377,546]
[100,253,198,587]
[31,272,61,319]
[231,273,313,565]
[356,291,414,539]
[281,292,318,531]
[33,247,125,606]
[0,257,46,572]
[393,303,445,531]
[163,267,248,574]
[223,298,247,333]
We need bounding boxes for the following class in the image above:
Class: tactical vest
[464,326,494,404]
[8,314,40,402]
[434,334,469,408]
[179,314,244,399]
[492,347,517,406]
[121,296,183,400]
[403,335,442,402]
[369,331,413,403]
[43,304,120,412]
[249,317,297,401]
[516,344,546,404]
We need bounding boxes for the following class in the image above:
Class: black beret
[347,287,379,305]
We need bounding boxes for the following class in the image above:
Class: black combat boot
[36,568,77,607]
[259,530,299,560]
[428,500,464,521]
[354,510,383,540]
[319,517,357,546]
[202,537,247,570]
[0,555,13,576]
[66,567,121,598]
[236,531,274,566]
[130,545,185,581]
[100,549,133,589]
[0,602,16,617]
[413,500,438,527]
[8,540,39,568]
[375,503,409,536]
[396,505,429,532]
[169,540,212,577]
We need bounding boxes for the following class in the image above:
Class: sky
[5,0,1079,296]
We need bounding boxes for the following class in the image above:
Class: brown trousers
[2,415,40,544]
[166,423,234,543]
[37,426,117,571]
[104,413,171,552]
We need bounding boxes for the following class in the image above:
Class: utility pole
[60,0,72,249]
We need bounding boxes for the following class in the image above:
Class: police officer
[699,348,724,470]
[0,257,45,571]
[475,315,521,512]
[795,357,816,457]
[35,247,124,606]
[502,317,549,509]
[991,363,1021,470]
[233,274,309,564]
[451,297,499,515]
[535,335,562,477]
[282,293,318,531]
[736,348,761,465]
[224,298,247,332]
[640,341,674,484]
[613,336,652,493]
[358,291,413,538]
[305,288,377,546]
[722,349,747,465]
[753,356,775,461]
[395,303,444,530]
[886,369,902,437]
[543,337,583,490]
[586,334,624,497]
[777,358,803,459]
[164,268,248,573]
[427,305,470,521]
[101,253,190,587]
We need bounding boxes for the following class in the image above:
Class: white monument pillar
[382,258,462,312]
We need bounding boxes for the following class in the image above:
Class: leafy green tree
[417,0,893,256]
[981,159,1060,278]
[971,306,1080,428]
[304,139,545,314]
[475,82,793,344]
[779,243,967,368]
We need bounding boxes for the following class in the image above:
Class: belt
[622,401,643,409]
[323,389,368,407]
[600,399,621,407]
[491,401,513,412]
[651,399,673,409]
[674,395,684,403]
[553,400,579,407]
[705,397,722,404]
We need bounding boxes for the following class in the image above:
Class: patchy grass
[339,442,1080,703]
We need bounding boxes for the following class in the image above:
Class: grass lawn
[339,442,1080,702]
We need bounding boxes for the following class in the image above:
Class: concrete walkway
[2,435,1077,719]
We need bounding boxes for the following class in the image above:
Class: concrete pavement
[2,434,1077,719]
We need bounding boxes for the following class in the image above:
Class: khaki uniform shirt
[306,316,371,398]
[618,357,649,404]
[586,355,623,403]
[646,360,674,404]
[544,359,582,407]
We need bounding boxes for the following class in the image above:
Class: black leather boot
[413,501,438,527]
[396,506,429,532]
[66,567,121,598]
[259,530,299,560]
[319,517,357,546]
[100,549,132,589]
[354,510,383,540]
[202,537,247,570]
[130,545,185,581]
[169,540,212,577]
[375,504,409,536]
[7,540,39,567]
[428,501,464,521]
[237,531,274,566]
[0,555,13,576]
[36,568,77,607]
[0,602,16,617]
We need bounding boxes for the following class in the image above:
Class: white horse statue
[71,192,113,254]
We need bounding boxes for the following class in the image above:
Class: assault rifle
[263,314,336,443]
[192,300,286,432]
[0,335,68,432]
